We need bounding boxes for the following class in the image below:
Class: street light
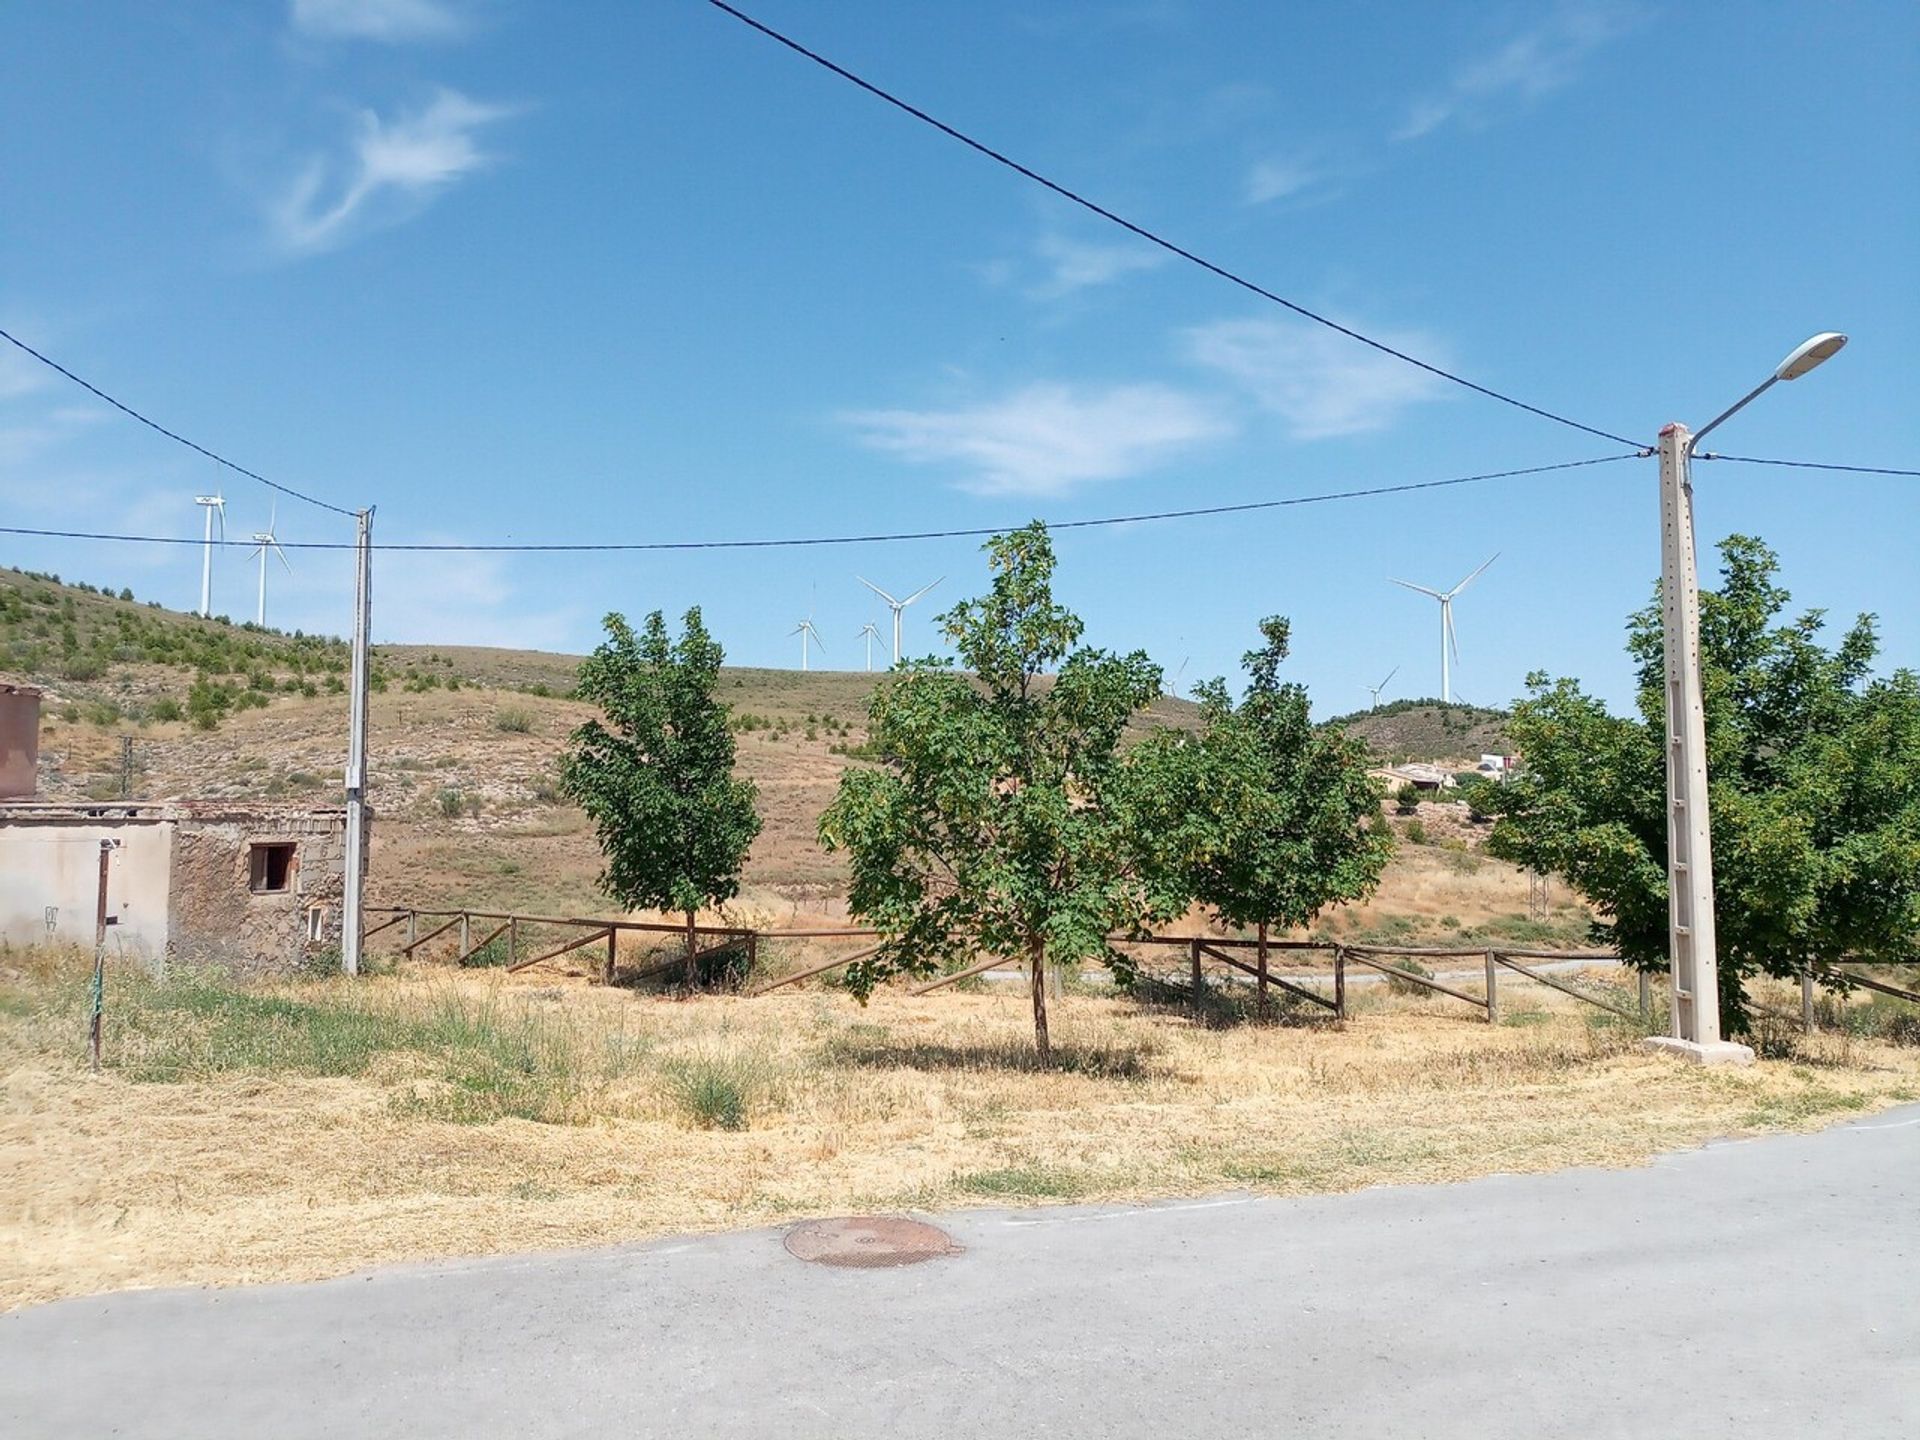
[1646,332,1847,1067]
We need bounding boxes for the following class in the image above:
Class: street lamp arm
[1688,376,1776,454]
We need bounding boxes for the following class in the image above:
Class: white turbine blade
[857,576,901,607]
[1380,665,1399,690]
[1447,552,1500,599]
[1446,605,1461,667]
[274,542,293,574]
[1390,578,1445,600]
[789,624,805,637]
[900,576,944,608]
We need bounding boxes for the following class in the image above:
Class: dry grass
[5,948,1917,1310]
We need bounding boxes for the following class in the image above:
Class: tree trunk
[1028,933,1052,1063]
[1258,920,1270,1020]
[685,908,698,992]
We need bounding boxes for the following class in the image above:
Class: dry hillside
[4,567,1588,945]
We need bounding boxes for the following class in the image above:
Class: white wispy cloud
[1393,4,1627,142]
[270,88,513,254]
[290,0,465,43]
[1243,155,1318,205]
[844,382,1229,497]
[1032,233,1166,297]
[1182,316,1449,440]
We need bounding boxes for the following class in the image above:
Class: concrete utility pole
[1644,332,1847,1066]
[341,507,373,976]
[1642,422,1747,1064]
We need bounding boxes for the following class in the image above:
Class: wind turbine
[790,616,825,671]
[249,505,291,628]
[857,576,942,666]
[193,492,225,618]
[1389,554,1497,705]
[857,621,882,673]
[1363,665,1400,711]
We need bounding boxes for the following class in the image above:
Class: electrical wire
[1696,453,1920,478]
[0,327,361,518]
[0,452,1641,552]
[701,0,1646,452]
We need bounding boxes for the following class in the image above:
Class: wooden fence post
[605,929,617,985]
[1334,946,1346,1020]
[508,915,518,969]
[1256,921,1270,1020]
[1485,950,1499,1025]
[1801,969,1816,1033]
[1638,970,1651,1019]
[1190,938,1203,1009]
[406,910,417,948]
[459,912,470,955]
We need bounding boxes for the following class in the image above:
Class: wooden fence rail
[362,905,1920,1035]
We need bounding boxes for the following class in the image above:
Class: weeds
[663,1048,777,1130]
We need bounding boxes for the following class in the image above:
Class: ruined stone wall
[166,806,352,972]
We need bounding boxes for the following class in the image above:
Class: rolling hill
[3,566,1582,945]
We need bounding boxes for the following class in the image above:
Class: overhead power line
[1,453,1639,552]
[0,326,361,518]
[701,0,1646,452]
[1697,453,1920,478]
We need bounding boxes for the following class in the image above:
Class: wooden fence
[363,905,1920,1031]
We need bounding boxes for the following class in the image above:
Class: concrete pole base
[1643,1036,1756,1067]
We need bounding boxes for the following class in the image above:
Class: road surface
[5,1107,1916,1438]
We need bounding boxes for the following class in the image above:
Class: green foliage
[1393,782,1423,814]
[1385,956,1433,996]
[436,787,465,819]
[1454,773,1498,821]
[820,522,1177,1058]
[561,608,761,928]
[1487,536,1920,1033]
[1403,817,1428,846]
[663,1049,775,1130]
[494,706,534,734]
[1136,617,1391,946]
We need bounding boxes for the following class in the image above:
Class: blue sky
[3,0,1915,713]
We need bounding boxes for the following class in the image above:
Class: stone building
[0,799,360,970]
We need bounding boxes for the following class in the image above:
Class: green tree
[561,608,761,980]
[1142,619,1391,1011]
[1487,535,1920,1032]
[819,522,1184,1059]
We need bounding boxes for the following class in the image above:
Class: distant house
[1375,763,1454,792]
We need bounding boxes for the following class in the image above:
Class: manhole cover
[783,1216,961,1268]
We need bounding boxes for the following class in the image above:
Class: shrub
[150,696,184,723]
[436,788,465,819]
[494,707,533,734]
[1393,783,1423,814]
[1882,1012,1920,1048]
[1404,818,1428,846]
[1385,956,1433,996]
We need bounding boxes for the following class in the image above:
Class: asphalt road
[6,1107,1917,1439]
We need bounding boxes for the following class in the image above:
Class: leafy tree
[819,522,1183,1059]
[1487,535,1920,1032]
[1141,619,1392,1012]
[561,608,761,979]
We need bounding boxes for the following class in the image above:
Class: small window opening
[305,905,327,942]
[249,842,297,893]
